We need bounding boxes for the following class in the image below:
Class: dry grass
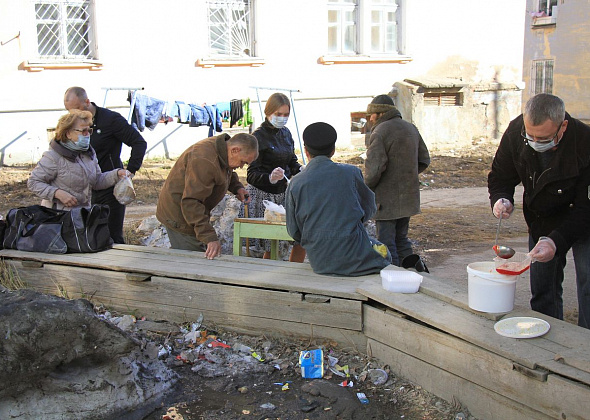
[0,258,27,290]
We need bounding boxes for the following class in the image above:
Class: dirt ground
[0,145,511,419]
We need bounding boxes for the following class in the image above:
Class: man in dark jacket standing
[64,86,147,244]
[364,95,430,267]
[488,93,590,329]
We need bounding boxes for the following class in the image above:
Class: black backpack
[2,205,113,254]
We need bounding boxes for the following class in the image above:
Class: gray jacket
[365,108,430,220]
[286,156,390,276]
[28,140,120,210]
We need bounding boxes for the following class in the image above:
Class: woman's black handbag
[2,205,113,254]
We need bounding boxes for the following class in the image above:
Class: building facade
[0,0,526,164]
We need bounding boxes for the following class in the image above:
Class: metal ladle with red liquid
[493,215,516,259]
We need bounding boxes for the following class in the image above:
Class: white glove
[493,198,514,219]
[269,167,285,184]
[528,236,557,263]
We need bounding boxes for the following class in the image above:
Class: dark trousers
[92,187,126,244]
[529,233,590,329]
[376,217,413,267]
[166,228,207,252]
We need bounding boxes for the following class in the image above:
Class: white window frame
[207,0,254,58]
[327,0,401,56]
[531,59,554,95]
[327,0,359,55]
[32,0,97,61]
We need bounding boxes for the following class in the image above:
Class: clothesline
[129,92,252,137]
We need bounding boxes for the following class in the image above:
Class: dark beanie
[367,94,395,114]
[303,122,337,156]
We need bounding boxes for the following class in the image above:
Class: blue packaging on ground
[299,349,324,378]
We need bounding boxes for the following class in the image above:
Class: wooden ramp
[2,245,589,419]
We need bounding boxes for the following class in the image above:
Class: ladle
[493,216,516,259]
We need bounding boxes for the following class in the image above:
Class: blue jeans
[529,234,590,329]
[376,218,412,266]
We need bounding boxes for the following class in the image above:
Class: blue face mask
[71,134,91,151]
[270,115,288,129]
[528,139,556,153]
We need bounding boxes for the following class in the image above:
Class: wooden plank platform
[2,245,590,419]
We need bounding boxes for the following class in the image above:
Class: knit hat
[303,122,337,156]
[367,94,395,114]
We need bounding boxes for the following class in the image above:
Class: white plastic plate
[494,316,550,338]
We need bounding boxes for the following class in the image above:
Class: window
[328,0,358,55]
[424,92,462,106]
[537,0,558,16]
[531,60,554,95]
[327,0,400,56]
[34,0,95,60]
[207,0,253,58]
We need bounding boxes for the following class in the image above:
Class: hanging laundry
[230,99,243,128]
[131,93,166,132]
[175,101,192,123]
[216,102,230,122]
[237,98,253,128]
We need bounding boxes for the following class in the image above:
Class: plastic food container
[467,261,517,313]
[494,252,531,275]
[380,267,423,293]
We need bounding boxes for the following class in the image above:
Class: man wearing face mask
[64,86,147,244]
[241,92,305,262]
[488,93,590,329]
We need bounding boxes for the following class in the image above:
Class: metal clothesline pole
[249,86,305,164]
[101,87,144,124]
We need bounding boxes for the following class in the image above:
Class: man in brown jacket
[364,94,430,267]
[156,133,258,259]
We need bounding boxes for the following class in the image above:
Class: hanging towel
[237,97,252,128]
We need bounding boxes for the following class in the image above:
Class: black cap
[303,122,337,156]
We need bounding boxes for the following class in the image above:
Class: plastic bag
[114,175,136,205]
[263,200,286,222]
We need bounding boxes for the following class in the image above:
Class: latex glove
[493,198,514,219]
[269,167,285,184]
[528,236,556,263]
[205,240,222,260]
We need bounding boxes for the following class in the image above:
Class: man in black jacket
[64,86,147,244]
[488,93,590,329]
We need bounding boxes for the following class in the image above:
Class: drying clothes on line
[216,102,230,121]
[130,93,166,132]
[230,99,243,128]
[237,97,253,128]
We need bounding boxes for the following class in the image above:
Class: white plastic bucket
[467,261,517,313]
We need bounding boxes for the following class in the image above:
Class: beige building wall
[523,0,590,122]
[0,0,526,164]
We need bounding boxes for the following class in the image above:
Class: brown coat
[156,134,244,243]
[365,108,430,220]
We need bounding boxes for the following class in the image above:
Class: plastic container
[467,261,517,313]
[380,267,423,293]
[494,252,531,275]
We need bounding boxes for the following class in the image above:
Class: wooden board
[363,305,590,419]
[357,279,555,369]
[367,339,554,420]
[0,247,368,301]
[7,262,362,331]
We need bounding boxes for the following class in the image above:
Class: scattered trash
[299,349,324,378]
[237,386,248,394]
[260,403,276,410]
[368,368,388,386]
[328,355,339,367]
[281,383,289,391]
[356,392,369,404]
[339,380,354,387]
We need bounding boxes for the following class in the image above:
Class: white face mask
[528,139,556,153]
[270,115,288,129]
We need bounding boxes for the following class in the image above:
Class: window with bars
[531,60,554,95]
[207,0,253,58]
[327,0,400,55]
[34,0,95,60]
